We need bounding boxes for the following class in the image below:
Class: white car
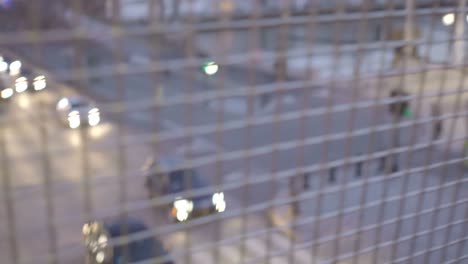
[56,96,100,129]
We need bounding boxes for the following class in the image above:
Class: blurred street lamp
[442,13,455,26]
[442,12,468,26]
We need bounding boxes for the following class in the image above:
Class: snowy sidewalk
[379,58,468,153]
[194,20,454,81]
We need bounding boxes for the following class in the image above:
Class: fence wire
[0,0,467,264]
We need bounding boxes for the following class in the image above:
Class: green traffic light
[202,61,219,75]
[403,108,412,117]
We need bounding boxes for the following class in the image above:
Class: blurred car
[143,155,227,222]
[56,96,100,129]
[82,218,173,264]
[13,68,47,93]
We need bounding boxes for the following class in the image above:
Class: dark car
[82,218,173,264]
[143,155,227,222]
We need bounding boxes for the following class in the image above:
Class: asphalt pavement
[0,65,319,264]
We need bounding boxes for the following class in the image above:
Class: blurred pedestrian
[463,140,468,169]
[378,156,386,173]
[329,167,336,183]
[355,159,363,178]
[302,172,310,190]
[431,102,442,141]
[392,46,404,66]
[260,92,272,108]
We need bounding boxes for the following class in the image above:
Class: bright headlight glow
[15,77,28,93]
[95,251,105,263]
[33,75,46,91]
[82,224,90,235]
[203,61,219,76]
[212,192,224,205]
[88,107,99,114]
[215,200,226,212]
[212,192,226,213]
[9,60,21,75]
[68,111,81,129]
[97,235,108,246]
[88,108,100,126]
[0,60,7,73]
[442,13,455,26]
[176,210,189,222]
[1,88,13,99]
[173,199,194,222]
[57,98,70,110]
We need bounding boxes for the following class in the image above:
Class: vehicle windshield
[70,99,89,108]
[168,169,205,193]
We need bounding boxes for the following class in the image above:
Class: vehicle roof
[66,96,93,108]
[146,155,208,190]
[166,168,206,189]
[153,155,186,173]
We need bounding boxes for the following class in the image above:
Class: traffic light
[389,89,411,117]
[202,61,219,76]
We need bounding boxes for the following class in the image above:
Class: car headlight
[15,77,28,93]
[97,234,108,246]
[57,97,70,110]
[88,108,100,126]
[9,60,21,76]
[1,88,13,99]
[212,192,226,212]
[0,60,8,73]
[95,250,106,263]
[68,111,81,129]
[173,199,194,222]
[33,75,46,91]
[82,223,91,235]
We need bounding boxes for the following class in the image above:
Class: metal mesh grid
[0,0,467,264]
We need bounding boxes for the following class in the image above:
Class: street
[0,48,467,264]
[0,2,467,264]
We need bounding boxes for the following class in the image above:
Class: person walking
[431,102,443,141]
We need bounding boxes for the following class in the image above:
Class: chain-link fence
[0,0,467,263]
